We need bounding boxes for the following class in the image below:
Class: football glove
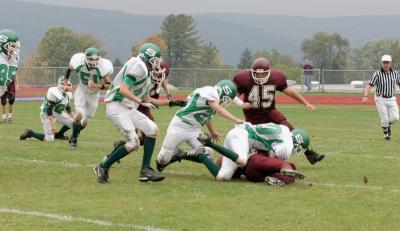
[167,93,174,101]
[141,102,158,110]
[169,100,187,107]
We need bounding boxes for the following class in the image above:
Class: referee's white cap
[381,55,392,62]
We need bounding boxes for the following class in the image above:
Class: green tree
[161,14,202,68]
[197,42,222,68]
[237,47,253,69]
[349,39,400,70]
[301,32,350,83]
[36,27,106,67]
[112,58,123,67]
[253,49,296,67]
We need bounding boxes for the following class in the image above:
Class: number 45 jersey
[233,69,288,122]
[0,52,18,96]
[175,86,219,128]
[69,53,113,94]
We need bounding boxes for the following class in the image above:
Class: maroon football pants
[244,153,296,184]
[245,108,294,131]
[1,80,16,105]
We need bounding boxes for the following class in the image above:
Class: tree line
[21,14,400,85]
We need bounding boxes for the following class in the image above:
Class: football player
[20,76,74,141]
[0,29,20,101]
[137,60,186,144]
[1,78,17,123]
[63,47,113,150]
[155,79,247,173]
[92,43,167,184]
[169,123,309,186]
[233,57,324,164]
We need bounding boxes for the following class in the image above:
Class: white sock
[9,113,13,119]
[2,114,6,120]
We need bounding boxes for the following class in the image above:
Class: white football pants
[375,96,399,127]
[40,111,73,141]
[74,86,99,126]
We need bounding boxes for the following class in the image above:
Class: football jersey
[175,86,219,128]
[233,69,288,120]
[0,52,18,88]
[41,87,73,114]
[239,122,293,160]
[69,53,113,94]
[104,56,151,108]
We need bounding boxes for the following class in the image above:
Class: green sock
[142,137,156,170]
[208,142,239,162]
[72,122,81,138]
[101,145,129,169]
[198,154,220,177]
[31,131,45,141]
[54,125,70,139]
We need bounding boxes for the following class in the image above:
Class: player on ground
[93,43,167,184]
[20,76,73,141]
[64,47,113,150]
[0,29,21,118]
[169,123,309,186]
[233,57,324,164]
[155,79,247,173]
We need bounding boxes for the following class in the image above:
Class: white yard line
[0,208,170,231]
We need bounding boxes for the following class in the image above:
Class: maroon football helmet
[251,57,271,84]
[151,60,169,84]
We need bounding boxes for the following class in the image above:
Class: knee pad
[44,135,54,142]
[157,147,174,165]
[74,112,83,123]
[125,132,140,152]
[146,124,159,138]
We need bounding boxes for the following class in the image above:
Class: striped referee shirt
[369,68,400,98]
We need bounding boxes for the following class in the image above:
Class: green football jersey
[176,86,219,128]
[0,52,18,88]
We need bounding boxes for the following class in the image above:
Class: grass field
[1,100,400,230]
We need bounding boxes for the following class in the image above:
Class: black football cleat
[139,167,165,182]
[57,135,69,141]
[197,132,212,146]
[177,147,206,162]
[70,137,78,151]
[20,128,33,140]
[92,165,109,184]
[265,176,287,187]
[280,168,305,179]
[304,149,325,165]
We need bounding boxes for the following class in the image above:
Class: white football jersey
[0,52,18,88]
[69,53,113,94]
[104,56,151,108]
[175,86,219,128]
[41,87,73,114]
[239,123,294,160]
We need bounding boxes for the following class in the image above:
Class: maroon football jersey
[233,69,288,123]
[148,71,169,99]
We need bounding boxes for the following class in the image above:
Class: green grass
[1,102,400,230]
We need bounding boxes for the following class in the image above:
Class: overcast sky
[18,0,400,17]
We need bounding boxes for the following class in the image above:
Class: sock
[54,125,70,139]
[101,145,129,169]
[2,114,6,120]
[198,154,220,177]
[382,127,388,134]
[8,113,13,119]
[72,122,82,138]
[31,131,45,141]
[142,137,156,170]
[208,142,239,162]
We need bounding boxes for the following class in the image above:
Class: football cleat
[265,176,287,187]
[384,133,390,141]
[57,135,69,141]
[280,168,305,179]
[177,147,206,162]
[139,167,165,182]
[197,132,212,146]
[19,128,33,140]
[304,149,325,165]
[1,118,6,124]
[70,137,78,150]
[92,165,109,184]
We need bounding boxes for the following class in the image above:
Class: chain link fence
[17,67,378,93]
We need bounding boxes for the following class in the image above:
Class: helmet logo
[294,134,304,144]
[0,35,7,43]
[220,85,232,95]
[144,48,157,57]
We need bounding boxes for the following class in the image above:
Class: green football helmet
[216,80,237,104]
[57,76,72,92]
[85,47,100,69]
[291,129,310,154]
[138,43,162,73]
[0,29,20,61]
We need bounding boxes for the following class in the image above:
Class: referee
[363,55,400,140]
